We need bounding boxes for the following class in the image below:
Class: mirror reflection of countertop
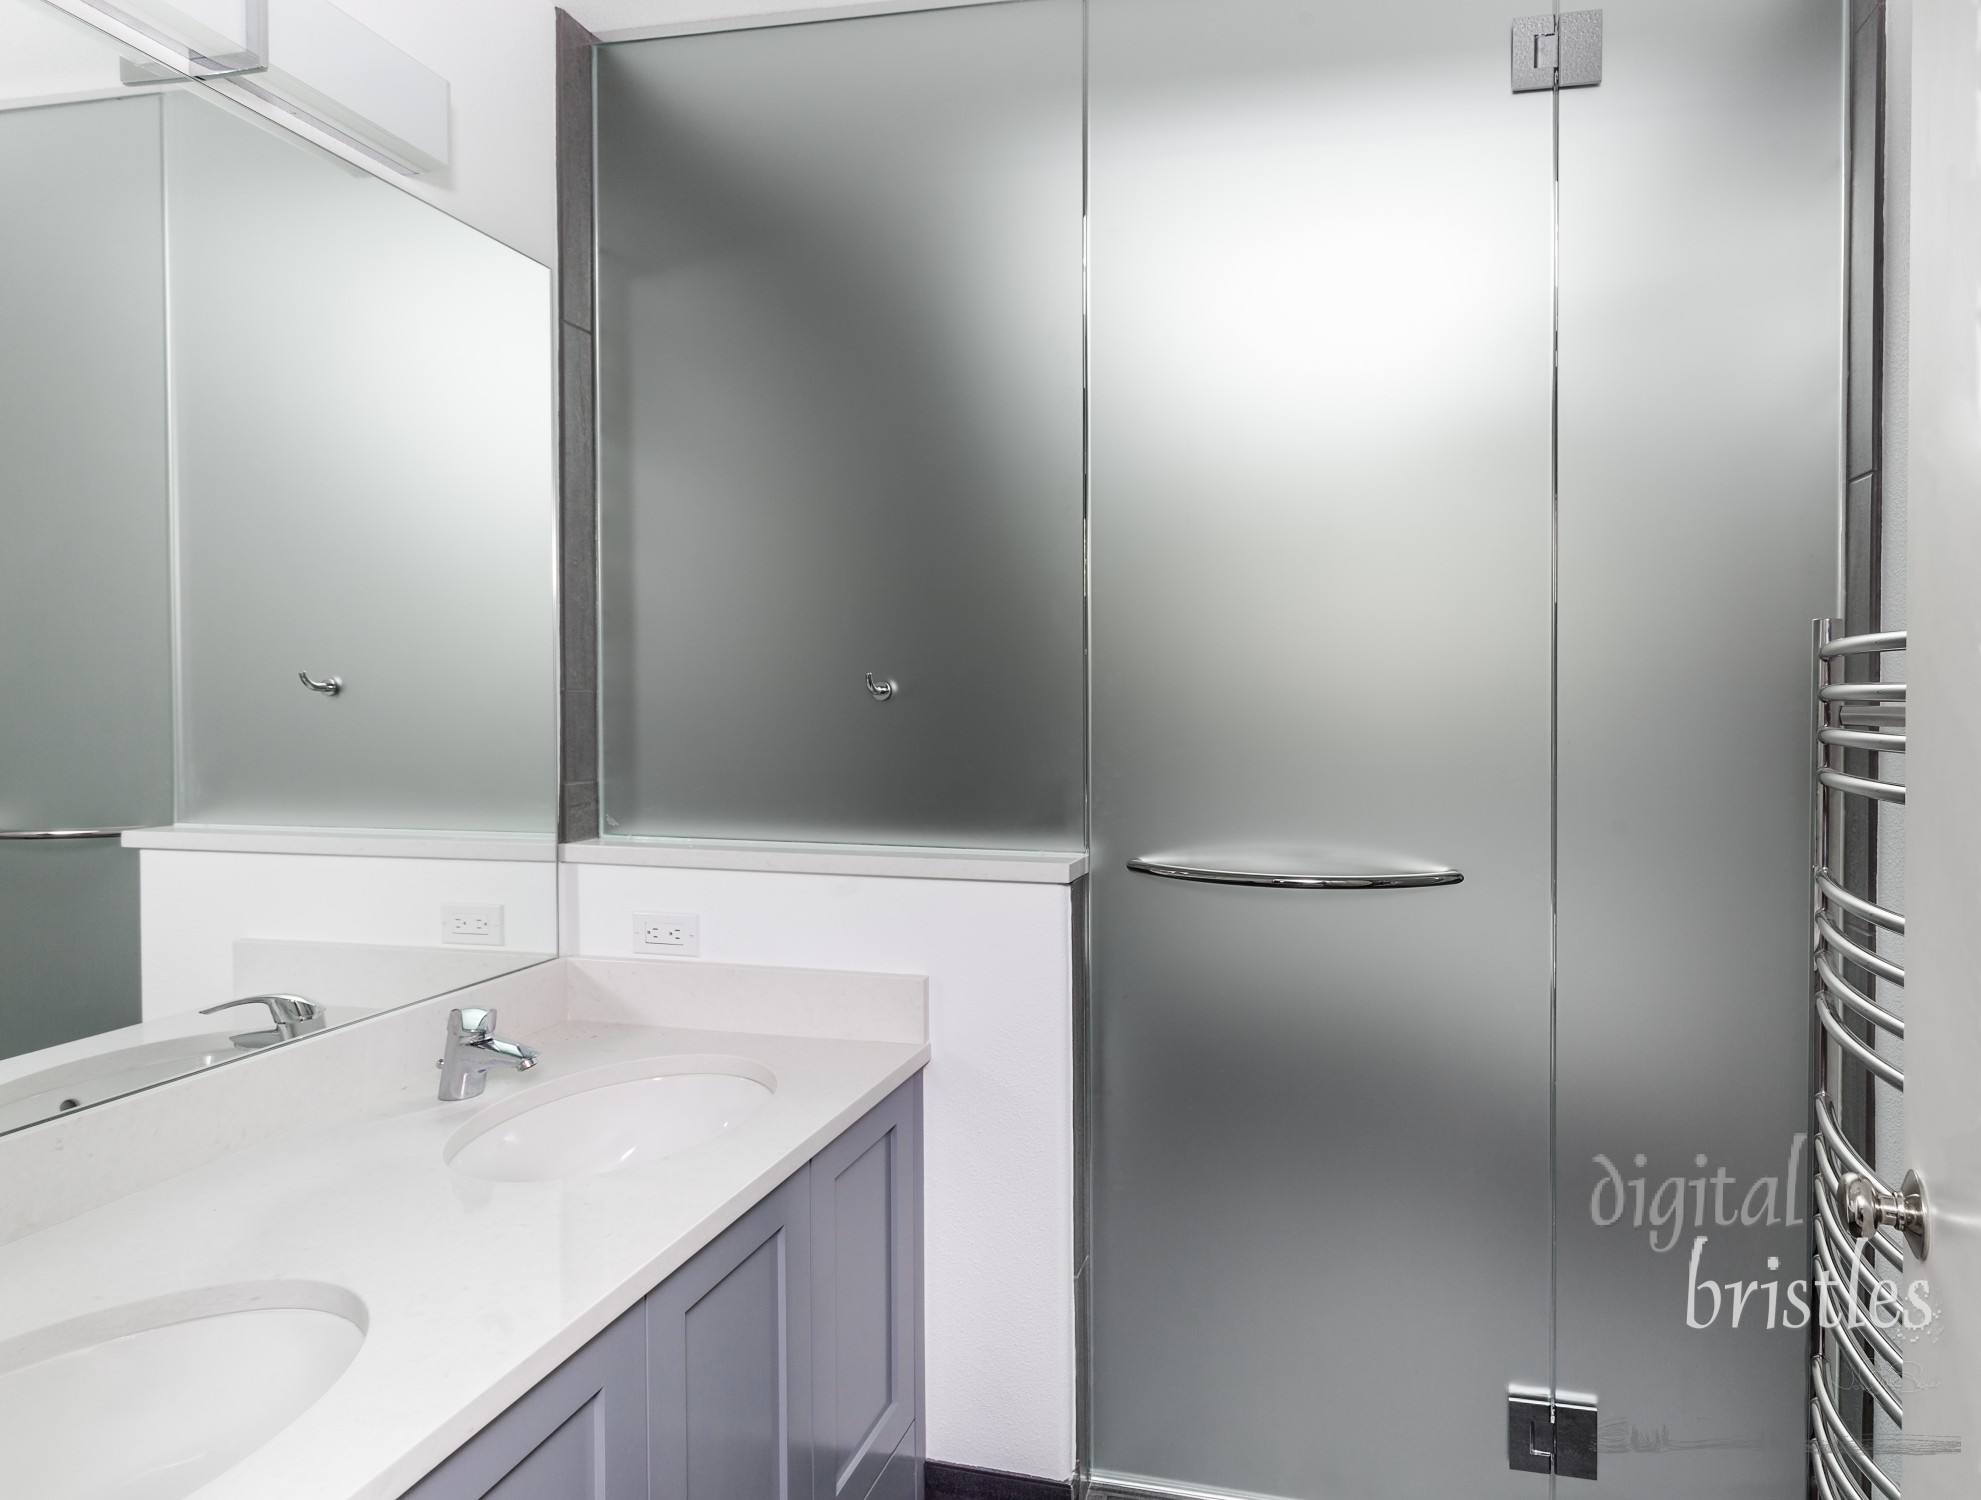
[0,938,556,1136]
[0,957,928,1500]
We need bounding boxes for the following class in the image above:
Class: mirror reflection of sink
[446,1056,776,1183]
[0,1282,366,1500]
[0,1033,243,1132]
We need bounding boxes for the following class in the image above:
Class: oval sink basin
[0,1033,243,1132]
[0,1282,365,1500]
[446,1056,775,1182]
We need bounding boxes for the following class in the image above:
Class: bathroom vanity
[408,1077,919,1500]
[0,957,928,1500]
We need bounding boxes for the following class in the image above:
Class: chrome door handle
[1839,1169,1929,1260]
[1127,858,1462,890]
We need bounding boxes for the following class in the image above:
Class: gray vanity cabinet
[648,1170,812,1499]
[807,1082,921,1500]
[405,1076,923,1500]
[402,1302,648,1500]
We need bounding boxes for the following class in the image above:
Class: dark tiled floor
[924,1460,1074,1500]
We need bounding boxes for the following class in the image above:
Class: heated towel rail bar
[1810,621,1907,1500]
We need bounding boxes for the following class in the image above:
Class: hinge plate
[1507,1393,1599,1481]
[1511,10,1604,93]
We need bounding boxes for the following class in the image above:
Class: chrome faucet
[200,993,325,1049]
[437,1006,538,1101]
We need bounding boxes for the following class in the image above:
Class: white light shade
[251,0,448,173]
[102,0,254,62]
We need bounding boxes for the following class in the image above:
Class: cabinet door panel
[651,1168,813,1500]
[485,1402,595,1499]
[402,1303,647,1500]
[811,1078,922,1500]
[858,1423,919,1500]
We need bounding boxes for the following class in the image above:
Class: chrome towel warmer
[1809,622,1906,1500]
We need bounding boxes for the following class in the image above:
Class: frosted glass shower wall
[0,93,171,1055]
[166,92,557,831]
[594,5,1087,850]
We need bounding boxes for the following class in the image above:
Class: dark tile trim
[925,1461,1073,1500]
[554,8,600,844]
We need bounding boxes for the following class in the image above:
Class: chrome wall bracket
[1508,1393,1598,1481]
[1512,11,1603,93]
[1840,1168,1930,1261]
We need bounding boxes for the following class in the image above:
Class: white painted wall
[320,0,559,260]
[568,0,1005,38]
[1895,0,1981,1489]
[139,850,557,1018]
[565,861,1077,1481]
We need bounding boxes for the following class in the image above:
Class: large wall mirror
[0,0,557,1134]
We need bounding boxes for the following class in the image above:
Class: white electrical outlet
[442,903,504,946]
[635,910,699,955]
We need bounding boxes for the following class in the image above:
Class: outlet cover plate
[635,910,699,955]
[442,903,504,946]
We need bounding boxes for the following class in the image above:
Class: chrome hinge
[1508,1392,1599,1481]
[1511,11,1604,93]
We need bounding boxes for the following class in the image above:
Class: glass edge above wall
[563,835,1089,885]
[119,826,560,862]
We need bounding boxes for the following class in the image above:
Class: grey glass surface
[0,88,169,1069]
[594,1,1084,849]
[166,90,557,831]
[1552,2,1841,1492]
[0,93,173,832]
[1087,3,1555,1495]
[0,842,141,1062]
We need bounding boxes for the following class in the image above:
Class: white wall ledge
[122,826,557,862]
[563,837,1088,885]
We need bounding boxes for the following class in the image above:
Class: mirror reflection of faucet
[198,994,326,1050]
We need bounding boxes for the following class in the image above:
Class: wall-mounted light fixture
[99,0,448,173]
[97,0,261,74]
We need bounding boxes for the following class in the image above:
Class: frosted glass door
[1087,4,1555,1495]
[1551,2,1840,1491]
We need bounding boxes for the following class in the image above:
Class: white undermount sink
[0,1282,365,1500]
[445,1055,775,1182]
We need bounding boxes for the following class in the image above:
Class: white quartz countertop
[0,957,928,1500]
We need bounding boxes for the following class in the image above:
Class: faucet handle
[450,1006,497,1040]
[203,993,319,1021]
[201,994,324,1046]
